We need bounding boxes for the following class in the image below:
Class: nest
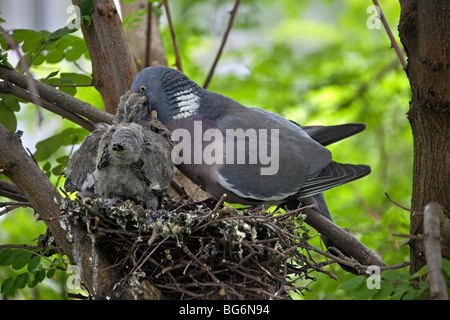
[60,195,331,300]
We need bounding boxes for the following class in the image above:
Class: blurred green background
[0,0,412,299]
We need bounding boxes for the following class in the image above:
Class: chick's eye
[139,86,146,92]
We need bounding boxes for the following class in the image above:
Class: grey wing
[64,123,109,193]
[215,106,332,202]
[140,130,174,192]
[96,127,115,170]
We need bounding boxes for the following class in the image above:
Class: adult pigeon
[64,92,174,209]
[130,67,370,215]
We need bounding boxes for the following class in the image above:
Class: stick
[163,0,183,72]
[372,0,407,69]
[145,1,153,67]
[303,207,386,268]
[203,0,241,89]
[423,202,448,300]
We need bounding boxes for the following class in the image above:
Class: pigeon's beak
[144,100,152,116]
[112,143,124,152]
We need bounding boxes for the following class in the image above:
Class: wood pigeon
[64,92,174,209]
[129,67,371,218]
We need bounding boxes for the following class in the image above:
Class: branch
[145,1,153,67]
[423,202,449,300]
[372,0,407,69]
[74,0,137,113]
[163,0,183,72]
[303,207,386,269]
[0,81,96,131]
[0,179,28,202]
[203,0,240,89]
[0,65,114,126]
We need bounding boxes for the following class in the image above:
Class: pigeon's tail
[299,162,371,198]
[302,123,366,146]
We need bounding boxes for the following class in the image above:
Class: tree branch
[74,0,137,114]
[0,179,28,202]
[303,207,386,269]
[423,202,449,300]
[0,65,114,126]
[163,0,183,72]
[203,0,241,89]
[0,81,96,132]
[372,0,407,69]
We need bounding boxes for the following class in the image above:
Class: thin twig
[174,186,201,212]
[145,1,153,67]
[163,0,183,72]
[372,0,407,69]
[212,193,227,213]
[203,0,241,89]
[0,26,42,122]
[385,192,421,214]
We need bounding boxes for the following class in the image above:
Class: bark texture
[398,0,450,273]
[73,0,138,114]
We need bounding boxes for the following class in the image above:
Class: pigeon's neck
[163,76,204,121]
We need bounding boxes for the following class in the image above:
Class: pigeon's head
[109,124,144,163]
[131,67,203,124]
[115,91,152,124]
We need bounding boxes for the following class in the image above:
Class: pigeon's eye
[139,86,146,92]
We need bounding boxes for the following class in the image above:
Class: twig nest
[60,196,319,300]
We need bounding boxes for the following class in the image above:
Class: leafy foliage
[338,259,450,300]
[0,247,67,297]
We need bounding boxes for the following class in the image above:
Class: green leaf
[27,255,41,272]
[34,127,89,162]
[337,276,365,291]
[42,26,77,46]
[0,101,17,132]
[14,273,29,290]
[1,94,22,112]
[44,70,60,79]
[0,52,14,69]
[1,277,14,295]
[42,161,51,172]
[27,272,39,288]
[382,269,404,281]
[36,269,46,283]
[0,248,21,266]
[12,250,33,270]
[78,0,94,17]
[372,281,395,300]
[46,268,56,279]
[352,283,378,299]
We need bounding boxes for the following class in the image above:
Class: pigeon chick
[64,123,109,197]
[64,92,174,209]
[94,122,173,209]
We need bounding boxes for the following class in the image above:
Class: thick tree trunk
[398,0,450,274]
[73,0,138,114]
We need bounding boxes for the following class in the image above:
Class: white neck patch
[172,89,200,120]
